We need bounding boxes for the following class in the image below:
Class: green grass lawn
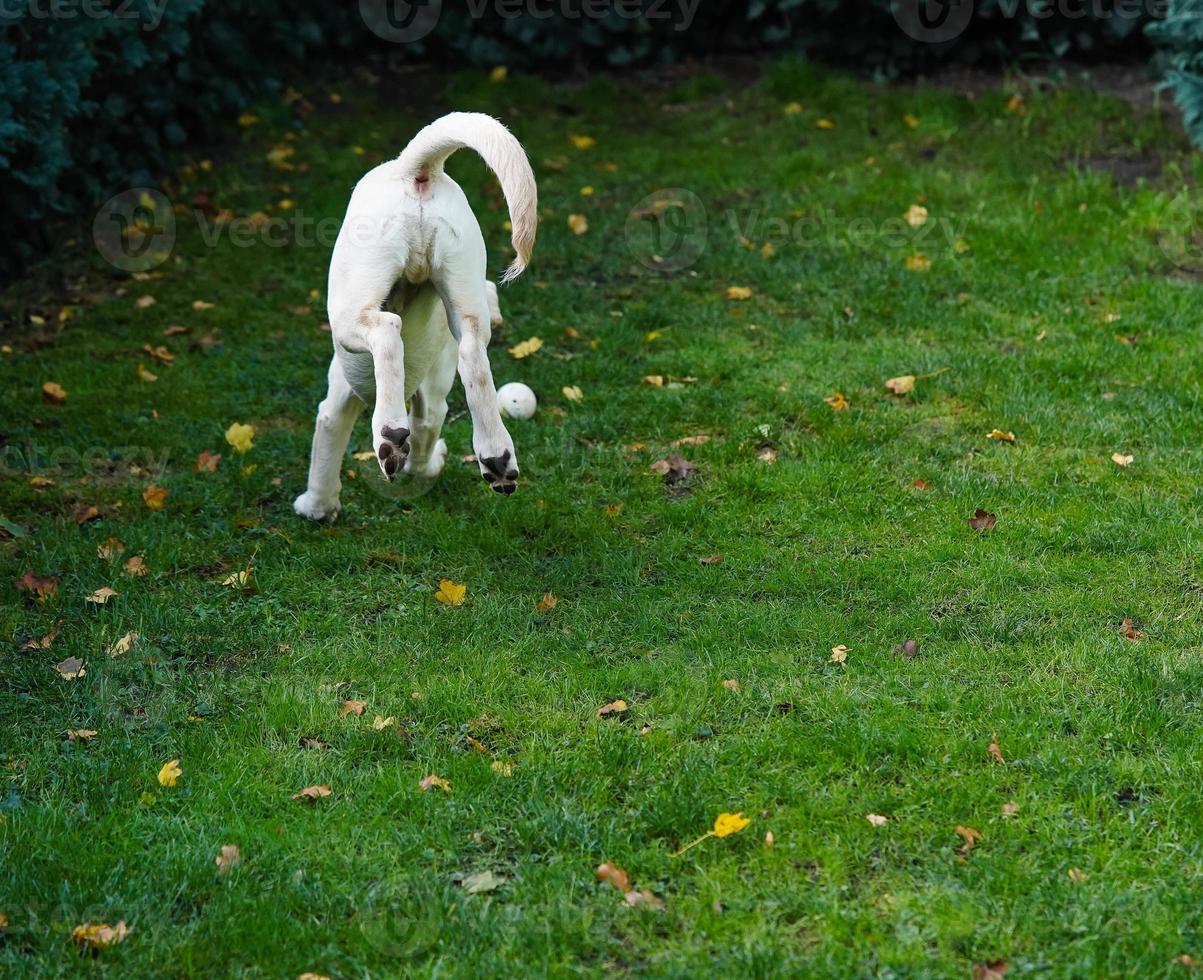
[4,59,1203,977]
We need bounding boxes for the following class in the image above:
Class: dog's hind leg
[294,355,364,522]
[435,273,519,494]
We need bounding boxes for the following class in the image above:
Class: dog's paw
[375,425,410,480]
[403,438,447,480]
[479,448,519,495]
[294,491,340,523]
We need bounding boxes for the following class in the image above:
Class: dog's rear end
[294,113,537,522]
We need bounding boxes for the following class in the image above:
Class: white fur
[294,113,537,521]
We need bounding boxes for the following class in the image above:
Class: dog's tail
[396,112,537,284]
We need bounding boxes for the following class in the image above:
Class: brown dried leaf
[955,825,982,854]
[535,593,558,613]
[1120,617,1144,641]
[892,639,919,659]
[74,504,100,525]
[987,735,1005,765]
[98,537,124,560]
[595,862,631,893]
[972,960,1009,980]
[215,844,240,874]
[648,454,695,484]
[596,699,628,719]
[85,586,118,604]
[16,570,59,601]
[699,555,724,565]
[419,774,451,793]
[123,556,148,577]
[142,485,168,511]
[339,699,366,718]
[291,784,331,802]
[55,656,86,680]
[195,451,222,473]
[969,509,997,533]
[42,381,67,405]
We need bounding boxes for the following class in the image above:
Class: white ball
[497,382,537,420]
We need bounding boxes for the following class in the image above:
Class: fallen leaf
[135,295,156,310]
[292,784,332,802]
[824,391,849,410]
[1001,801,1020,816]
[72,921,128,950]
[29,476,55,489]
[109,631,138,656]
[215,844,240,874]
[340,699,366,718]
[463,869,506,894]
[435,579,467,606]
[892,639,919,659]
[912,478,930,491]
[297,974,331,980]
[222,568,254,592]
[713,812,751,837]
[866,813,889,827]
[987,429,1016,442]
[123,556,148,577]
[1120,617,1144,640]
[1111,452,1134,467]
[624,889,665,909]
[535,593,558,613]
[508,336,543,358]
[225,422,254,454]
[764,830,775,847]
[55,657,86,680]
[371,715,395,730]
[756,446,778,463]
[86,587,118,604]
[567,213,589,235]
[987,736,1005,765]
[158,759,182,787]
[21,622,59,650]
[142,485,168,511]
[955,825,982,853]
[136,363,158,382]
[699,554,724,565]
[491,760,514,776]
[725,286,753,301]
[596,699,628,719]
[67,729,97,741]
[164,324,189,336]
[419,774,451,793]
[562,385,584,402]
[195,451,222,472]
[884,375,915,395]
[972,960,1009,980]
[142,344,174,365]
[568,134,595,150]
[904,253,931,272]
[642,375,664,387]
[904,204,928,228]
[721,678,741,691]
[98,537,124,560]
[784,101,802,115]
[74,504,100,525]
[830,644,848,664]
[42,381,67,405]
[1007,92,1026,115]
[193,300,215,311]
[466,736,491,755]
[603,502,624,517]
[16,570,59,602]
[649,454,695,484]
[816,117,835,129]
[969,509,997,533]
[1068,867,1088,884]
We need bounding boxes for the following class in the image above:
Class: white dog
[294,112,537,522]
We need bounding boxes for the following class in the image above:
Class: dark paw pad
[377,426,410,479]
[480,451,519,495]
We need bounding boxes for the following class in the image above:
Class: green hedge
[0,0,1195,278]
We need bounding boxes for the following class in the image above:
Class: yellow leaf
[109,632,139,657]
[420,774,451,793]
[903,113,920,128]
[143,485,168,510]
[866,813,889,826]
[816,118,835,129]
[222,569,253,590]
[905,253,931,272]
[490,65,508,82]
[86,587,118,605]
[713,812,751,837]
[569,134,596,150]
[237,112,259,126]
[562,385,583,403]
[371,715,395,730]
[195,450,221,472]
[491,760,514,776]
[535,593,558,613]
[72,921,128,949]
[830,644,848,664]
[783,102,803,115]
[1068,867,1088,884]
[41,381,67,405]
[884,375,916,395]
[1111,452,1134,467]
[435,579,467,606]
[579,185,594,196]
[987,429,1016,442]
[225,422,255,454]
[136,363,158,383]
[507,336,544,359]
[216,844,240,874]
[596,699,628,718]
[567,213,589,235]
[643,375,665,387]
[824,391,849,411]
[67,729,98,741]
[721,678,741,691]
[1006,93,1026,116]
[760,242,775,258]
[904,204,928,228]
[192,299,215,311]
[158,759,182,787]
[123,556,148,577]
[725,286,753,301]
